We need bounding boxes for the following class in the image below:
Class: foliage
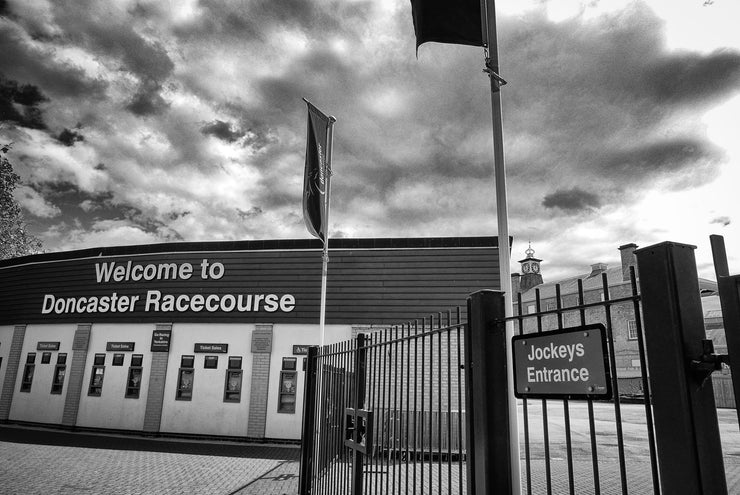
[1,145,42,259]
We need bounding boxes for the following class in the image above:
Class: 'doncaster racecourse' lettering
[41,290,296,314]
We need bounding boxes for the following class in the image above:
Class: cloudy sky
[1,0,738,281]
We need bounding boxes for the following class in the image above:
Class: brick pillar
[0,325,27,421]
[143,324,172,433]
[247,324,273,438]
[62,324,92,427]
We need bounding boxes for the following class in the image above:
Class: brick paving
[2,420,740,494]
[0,424,300,495]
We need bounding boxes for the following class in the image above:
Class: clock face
[522,263,531,273]
[532,264,540,274]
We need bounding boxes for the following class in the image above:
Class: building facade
[0,237,501,440]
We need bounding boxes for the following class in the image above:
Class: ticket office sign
[512,324,612,400]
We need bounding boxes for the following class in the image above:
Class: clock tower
[517,243,543,293]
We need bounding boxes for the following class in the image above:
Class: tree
[1,145,42,259]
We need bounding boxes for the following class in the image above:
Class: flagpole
[319,116,336,347]
[482,0,521,492]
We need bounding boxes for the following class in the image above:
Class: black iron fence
[508,267,660,495]
[300,312,468,495]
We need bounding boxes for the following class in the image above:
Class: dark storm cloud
[542,187,602,212]
[57,128,84,146]
[201,120,245,143]
[491,3,735,209]
[51,4,174,84]
[237,206,263,219]
[125,82,169,116]
[600,138,722,179]
[0,25,107,99]
[122,206,183,241]
[643,49,740,104]
[0,0,8,17]
[175,0,369,42]
[0,75,48,129]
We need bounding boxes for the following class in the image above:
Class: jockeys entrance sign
[512,324,612,400]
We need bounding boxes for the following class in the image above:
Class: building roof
[0,236,503,269]
[518,265,719,302]
[518,266,626,301]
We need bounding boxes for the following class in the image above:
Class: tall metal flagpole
[482,0,521,492]
[319,116,336,347]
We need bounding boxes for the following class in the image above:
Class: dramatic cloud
[0,0,738,280]
[57,128,84,146]
[542,187,602,213]
[0,75,48,129]
[201,120,245,143]
[643,50,740,104]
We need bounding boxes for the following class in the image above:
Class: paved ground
[2,402,739,494]
[0,425,300,495]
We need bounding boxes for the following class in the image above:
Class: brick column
[143,324,172,433]
[0,325,27,421]
[62,324,92,427]
[247,324,273,438]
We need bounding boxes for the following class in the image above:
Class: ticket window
[51,353,67,395]
[41,352,52,364]
[278,358,298,414]
[204,355,218,369]
[88,353,106,396]
[176,355,195,400]
[224,356,242,403]
[112,353,125,366]
[20,353,36,392]
[125,354,143,399]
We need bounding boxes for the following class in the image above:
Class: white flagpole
[482,0,521,492]
[319,116,336,347]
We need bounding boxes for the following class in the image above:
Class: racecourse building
[0,237,501,441]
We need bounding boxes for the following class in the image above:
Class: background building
[0,237,501,441]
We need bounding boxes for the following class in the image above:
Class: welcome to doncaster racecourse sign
[40,259,296,316]
[0,249,317,324]
[512,324,612,400]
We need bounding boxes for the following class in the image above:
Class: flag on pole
[410,0,484,49]
[303,99,332,242]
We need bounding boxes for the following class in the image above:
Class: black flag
[410,0,484,49]
[303,100,332,242]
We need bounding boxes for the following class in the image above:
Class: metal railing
[300,311,468,495]
[507,267,660,495]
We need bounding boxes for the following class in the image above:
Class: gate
[300,238,740,494]
[506,267,660,495]
[300,312,468,495]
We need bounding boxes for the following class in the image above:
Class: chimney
[511,273,521,295]
[619,243,638,281]
[588,263,608,278]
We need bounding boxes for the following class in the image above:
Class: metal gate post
[350,333,368,495]
[299,345,319,495]
[465,290,513,495]
[710,234,740,425]
[635,242,727,494]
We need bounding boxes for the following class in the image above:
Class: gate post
[465,290,512,495]
[710,234,740,424]
[350,333,368,495]
[635,241,727,494]
[299,345,319,495]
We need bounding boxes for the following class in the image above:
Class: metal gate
[300,237,740,494]
[299,312,468,495]
[508,267,660,494]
